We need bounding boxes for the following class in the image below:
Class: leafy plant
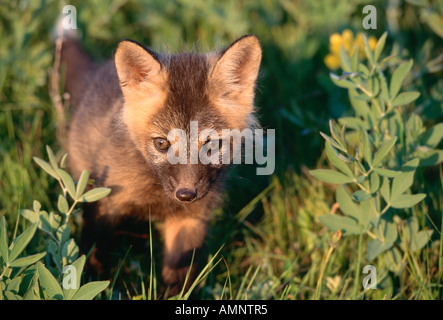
[0,146,110,300]
[310,31,442,267]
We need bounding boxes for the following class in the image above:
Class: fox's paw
[162,264,196,297]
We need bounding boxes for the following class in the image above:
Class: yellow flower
[341,29,354,52]
[329,33,342,55]
[368,36,377,50]
[325,29,379,70]
[324,53,341,70]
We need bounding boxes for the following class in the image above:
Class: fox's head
[114,35,262,204]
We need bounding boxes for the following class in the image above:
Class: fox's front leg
[162,215,208,294]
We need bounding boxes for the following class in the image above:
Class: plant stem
[356,84,373,97]
[352,231,364,299]
[65,200,78,218]
[0,265,10,280]
[357,183,369,192]
[380,203,390,215]
[315,245,335,299]
[367,231,377,239]
[438,164,443,299]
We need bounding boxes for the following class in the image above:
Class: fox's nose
[175,188,197,202]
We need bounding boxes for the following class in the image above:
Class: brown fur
[61,34,262,294]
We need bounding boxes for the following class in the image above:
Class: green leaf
[351,47,359,72]
[329,120,345,149]
[384,247,404,274]
[362,33,375,66]
[37,211,54,235]
[423,7,443,37]
[380,177,390,203]
[40,212,62,236]
[372,137,397,167]
[339,46,352,72]
[33,200,41,213]
[79,187,112,203]
[404,216,419,238]
[406,113,424,137]
[391,158,419,198]
[400,218,433,252]
[57,195,69,215]
[368,76,380,97]
[60,153,68,169]
[352,190,372,202]
[62,239,79,265]
[20,209,38,226]
[330,73,357,89]
[320,131,347,153]
[56,224,70,245]
[391,91,420,107]
[374,32,387,63]
[37,262,64,300]
[309,169,354,184]
[46,145,59,172]
[57,169,76,200]
[75,170,90,199]
[71,281,110,300]
[362,130,372,166]
[9,252,46,268]
[390,193,426,209]
[325,142,354,178]
[33,157,58,179]
[318,214,362,235]
[349,89,371,118]
[377,67,390,103]
[373,167,401,178]
[420,123,443,148]
[417,149,443,167]
[4,291,22,300]
[355,175,365,184]
[336,186,362,222]
[410,230,433,252]
[23,276,40,300]
[359,199,378,228]
[367,239,394,261]
[338,117,367,130]
[374,216,398,243]
[6,277,21,294]
[9,223,38,262]
[0,216,9,263]
[21,266,40,300]
[63,255,86,300]
[47,240,60,271]
[389,60,413,99]
[369,171,380,193]
[340,123,347,149]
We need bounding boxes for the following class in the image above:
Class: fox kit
[60,33,262,293]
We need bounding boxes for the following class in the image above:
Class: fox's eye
[153,138,170,152]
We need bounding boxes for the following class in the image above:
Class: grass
[1,0,443,300]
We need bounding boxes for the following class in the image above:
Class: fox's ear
[114,40,167,148]
[114,40,164,92]
[210,35,262,109]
